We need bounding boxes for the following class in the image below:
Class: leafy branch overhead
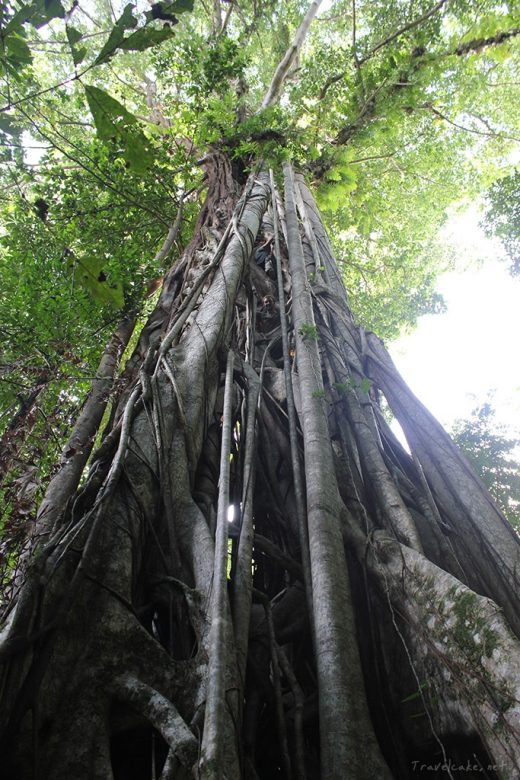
[64,249,124,309]
[0,1,518,327]
[92,1,194,66]
[0,0,194,85]
[84,85,154,173]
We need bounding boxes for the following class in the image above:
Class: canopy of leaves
[482,168,520,275]
[451,399,520,530]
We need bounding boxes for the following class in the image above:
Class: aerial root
[158,747,194,780]
[276,645,307,780]
[111,673,198,770]
[263,597,292,779]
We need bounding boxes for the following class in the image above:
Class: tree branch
[212,0,222,34]
[454,26,520,56]
[219,0,235,37]
[111,674,198,768]
[359,0,448,66]
[0,66,92,113]
[352,0,358,66]
[319,0,448,100]
[427,104,520,142]
[320,23,520,102]
[35,317,135,535]
[325,24,520,154]
[260,0,324,110]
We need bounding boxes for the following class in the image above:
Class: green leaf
[93,0,191,65]
[358,213,371,236]
[84,85,154,173]
[298,322,319,340]
[325,169,342,183]
[0,114,22,140]
[3,0,65,35]
[487,42,511,64]
[3,3,38,35]
[117,3,140,27]
[401,681,429,703]
[73,255,124,308]
[117,25,176,53]
[66,25,87,66]
[42,0,65,21]
[145,0,194,22]
[84,85,134,139]
[66,26,82,45]
[359,377,372,394]
[4,33,33,67]
[340,166,357,187]
[94,3,138,65]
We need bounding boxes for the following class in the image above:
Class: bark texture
[1,156,519,780]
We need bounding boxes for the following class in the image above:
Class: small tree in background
[452,398,520,531]
[483,170,520,276]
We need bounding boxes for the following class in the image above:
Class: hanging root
[111,675,198,770]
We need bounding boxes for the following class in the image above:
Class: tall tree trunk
[0,155,518,780]
[35,316,135,540]
[260,0,324,111]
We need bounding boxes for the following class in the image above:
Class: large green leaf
[2,0,65,35]
[42,0,65,22]
[84,86,132,139]
[66,25,87,66]
[84,85,155,173]
[3,33,33,72]
[67,253,124,308]
[0,114,22,140]
[93,0,193,65]
[145,0,194,22]
[2,3,39,35]
[94,3,138,65]
[117,25,176,53]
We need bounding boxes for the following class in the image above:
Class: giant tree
[1,1,520,778]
